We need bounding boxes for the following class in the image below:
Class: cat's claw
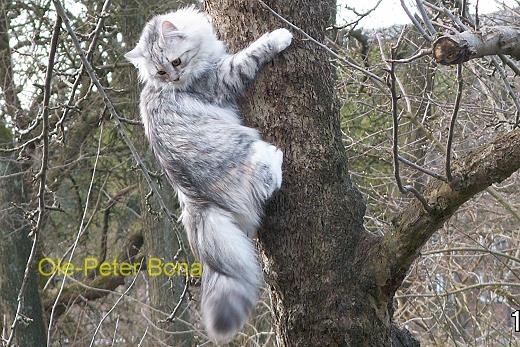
[270,28,293,53]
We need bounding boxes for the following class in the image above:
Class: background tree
[0,0,47,344]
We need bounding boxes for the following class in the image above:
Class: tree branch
[433,26,520,65]
[378,127,520,294]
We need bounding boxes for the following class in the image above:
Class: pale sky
[337,0,517,29]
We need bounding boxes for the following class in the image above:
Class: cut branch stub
[433,26,520,65]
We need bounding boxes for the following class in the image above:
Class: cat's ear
[124,46,144,67]
[161,20,185,40]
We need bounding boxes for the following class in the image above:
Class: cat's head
[125,6,225,88]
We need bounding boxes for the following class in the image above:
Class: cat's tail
[187,206,262,343]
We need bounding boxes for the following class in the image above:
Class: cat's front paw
[269,28,293,53]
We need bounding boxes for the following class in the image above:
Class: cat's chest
[140,92,241,144]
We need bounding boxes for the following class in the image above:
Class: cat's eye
[157,70,167,75]
[172,58,181,67]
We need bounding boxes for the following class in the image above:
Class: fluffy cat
[125,6,292,343]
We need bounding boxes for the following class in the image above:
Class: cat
[125,6,292,343]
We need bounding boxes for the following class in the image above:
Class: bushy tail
[189,206,262,343]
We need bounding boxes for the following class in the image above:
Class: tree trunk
[206,1,402,345]
[0,0,47,344]
[0,161,48,347]
[205,3,520,345]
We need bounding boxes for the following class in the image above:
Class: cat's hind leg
[249,140,283,198]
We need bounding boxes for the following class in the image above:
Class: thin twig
[493,57,520,128]
[421,247,520,264]
[160,274,190,323]
[54,0,112,139]
[89,260,143,347]
[46,119,104,346]
[415,0,435,36]
[446,64,463,181]
[118,116,143,125]
[475,0,480,29]
[396,282,520,299]
[333,0,382,31]
[400,0,432,42]
[0,135,41,154]
[376,33,413,115]
[4,15,61,347]
[387,48,432,63]
[388,43,433,212]
[398,155,447,182]
[499,54,520,77]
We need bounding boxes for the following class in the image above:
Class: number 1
[513,310,520,332]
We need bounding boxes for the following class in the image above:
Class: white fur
[269,28,293,52]
[197,207,262,343]
[127,7,290,343]
[125,6,226,87]
[250,141,283,194]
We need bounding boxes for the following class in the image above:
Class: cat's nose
[173,77,180,82]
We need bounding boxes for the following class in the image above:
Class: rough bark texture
[0,146,48,347]
[433,26,520,64]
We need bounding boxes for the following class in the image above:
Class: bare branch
[396,282,520,299]
[445,64,463,181]
[415,0,435,36]
[433,26,520,65]
[389,54,432,212]
[378,127,520,293]
[54,0,113,139]
[387,48,432,63]
[88,259,142,347]
[159,274,190,323]
[397,155,447,182]
[378,33,434,212]
[400,0,432,42]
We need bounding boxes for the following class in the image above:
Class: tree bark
[206,1,393,346]
[0,140,48,347]
[433,26,520,64]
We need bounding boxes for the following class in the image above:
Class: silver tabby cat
[125,6,292,342]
